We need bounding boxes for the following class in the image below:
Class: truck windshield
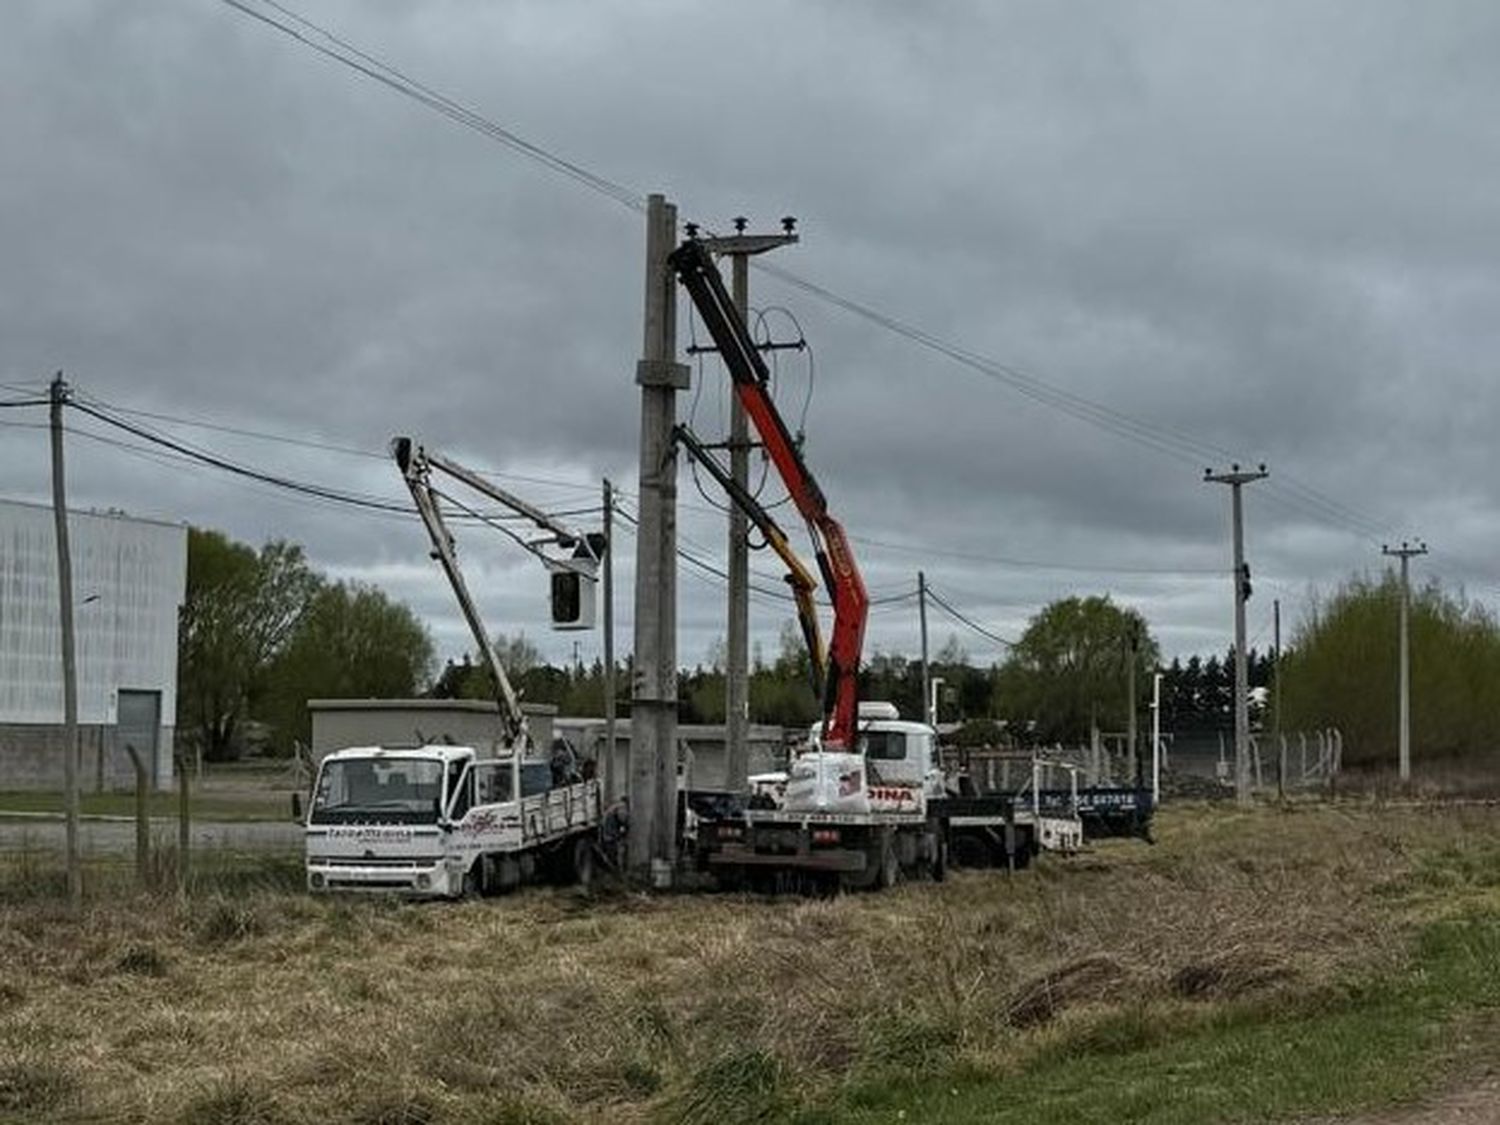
[310,757,446,825]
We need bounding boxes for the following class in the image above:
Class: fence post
[176,750,190,894]
[124,744,149,889]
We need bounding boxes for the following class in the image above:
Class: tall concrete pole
[725,248,751,792]
[699,218,797,792]
[919,571,931,726]
[1125,625,1138,784]
[1205,463,1268,805]
[1383,540,1427,783]
[602,477,616,803]
[49,373,81,909]
[630,194,689,882]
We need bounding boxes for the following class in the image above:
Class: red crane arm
[668,238,869,751]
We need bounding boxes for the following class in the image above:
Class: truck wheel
[931,836,948,883]
[461,862,483,899]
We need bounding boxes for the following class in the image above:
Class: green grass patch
[827,912,1500,1124]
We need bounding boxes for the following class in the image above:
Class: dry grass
[0,801,1496,1123]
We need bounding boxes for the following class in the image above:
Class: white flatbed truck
[305,743,604,897]
[693,704,1083,890]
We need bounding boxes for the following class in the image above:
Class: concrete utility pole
[697,218,798,793]
[1205,462,1268,804]
[1150,670,1162,805]
[1383,540,1427,783]
[630,194,689,883]
[602,477,616,803]
[49,373,82,909]
[1125,623,1139,784]
[1274,597,1284,798]
[919,571,931,726]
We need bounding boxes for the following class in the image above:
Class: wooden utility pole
[1205,463,1268,804]
[1383,540,1427,783]
[602,477,617,803]
[630,194,688,883]
[49,373,82,909]
[697,218,797,793]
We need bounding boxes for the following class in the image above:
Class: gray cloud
[2,0,1495,680]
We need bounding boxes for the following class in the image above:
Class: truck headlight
[416,873,431,889]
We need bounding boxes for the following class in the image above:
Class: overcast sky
[3,0,1496,677]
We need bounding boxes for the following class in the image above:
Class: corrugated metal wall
[0,500,186,734]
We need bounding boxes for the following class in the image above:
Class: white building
[0,499,187,790]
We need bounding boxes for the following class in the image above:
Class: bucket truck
[303,439,607,897]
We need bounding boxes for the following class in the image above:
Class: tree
[177,529,321,761]
[1280,572,1500,767]
[993,595,1159,744]
[263,581,435,754]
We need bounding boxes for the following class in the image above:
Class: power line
[924,584,1015,649]
[217,0,644,213]
[220,0,1403,553]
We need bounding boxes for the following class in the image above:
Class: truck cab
[784,702,947,815]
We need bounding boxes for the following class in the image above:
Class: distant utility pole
[1274,597,1284,799]
[630,194,689,884]
[1383,540,1428,783]
[50,373,82,909]
[602,477,617,804]
[918,571,932,726]
[1205,462,1268,804]
[1125,622,1139,784]
[697,217,798,793]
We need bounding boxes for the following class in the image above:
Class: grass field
[2,800,1499,1123]
[0,761,298,822]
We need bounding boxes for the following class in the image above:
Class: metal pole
[49,374,82,909]
[630,194,688,882]
[1205,463,1268,804]
[1383,540,1427,783]
[919,571,931,726]
[602,478,616,803]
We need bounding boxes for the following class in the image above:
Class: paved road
[0,815,303,853]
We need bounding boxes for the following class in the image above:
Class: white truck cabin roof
[321,744,485,767]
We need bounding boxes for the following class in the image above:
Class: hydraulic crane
[669,237,869,751]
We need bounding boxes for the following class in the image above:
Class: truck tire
[461,862,483,899]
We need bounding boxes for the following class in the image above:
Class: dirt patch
[1310,1070,1500,1124]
